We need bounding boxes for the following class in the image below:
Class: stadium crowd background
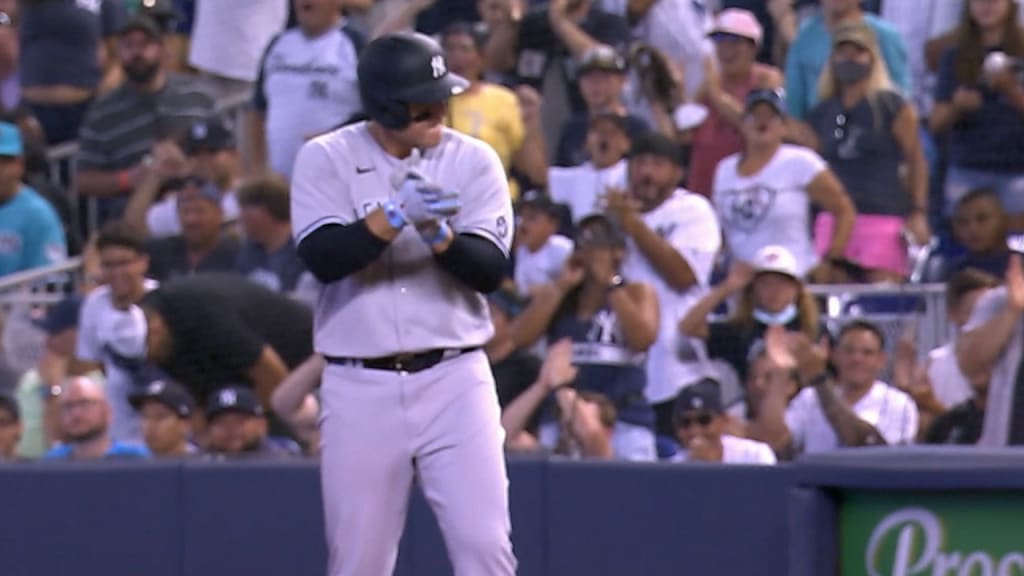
[0,0,1021,465]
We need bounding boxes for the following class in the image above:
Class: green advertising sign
[841,492,1024,576]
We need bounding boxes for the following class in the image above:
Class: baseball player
[290,32,516,576]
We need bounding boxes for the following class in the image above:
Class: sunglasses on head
[678,412,714,429]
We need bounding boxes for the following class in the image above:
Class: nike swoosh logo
[356,166,375,174]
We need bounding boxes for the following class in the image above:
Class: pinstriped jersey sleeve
[451,138,514,256]
[290,137,354,243]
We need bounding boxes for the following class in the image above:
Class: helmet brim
[399,73,471,104]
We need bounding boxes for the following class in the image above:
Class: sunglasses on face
[678,412,714,429]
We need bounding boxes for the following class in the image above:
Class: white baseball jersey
[513,234,573,295]
[548,160,627,223]
[713,144,826,276]
[290,124,514,358]
[76,279,159,444]
[785,381,919,454]
[670,434,777,465]
[622,188,721,404]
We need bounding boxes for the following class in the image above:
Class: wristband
[425,222,451,247]
[383,200,406,231]
[117,169,132,192]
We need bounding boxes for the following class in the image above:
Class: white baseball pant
[319,349,517,575]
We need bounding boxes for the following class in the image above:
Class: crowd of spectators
[0,0,1023,465]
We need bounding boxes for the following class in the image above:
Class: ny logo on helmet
[430,55,447,79]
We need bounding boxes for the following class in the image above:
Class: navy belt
[324,347,480,373]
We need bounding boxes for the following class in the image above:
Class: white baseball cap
[709,8,764,47]
[751,245,800,280]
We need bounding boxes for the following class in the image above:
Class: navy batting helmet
[357,32,469,130]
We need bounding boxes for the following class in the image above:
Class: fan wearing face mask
[678,244,824,386]
[800,22,931,284]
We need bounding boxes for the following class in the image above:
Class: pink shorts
[814,213,907,276]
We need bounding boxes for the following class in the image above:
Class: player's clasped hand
[395,179,461,225]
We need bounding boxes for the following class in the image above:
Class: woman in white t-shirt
[712,88,855,280]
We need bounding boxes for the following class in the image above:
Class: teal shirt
[784,13,911,119]
[0,185,66,276]
[44,442,150,460]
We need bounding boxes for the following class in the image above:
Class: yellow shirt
[447,83,525,199]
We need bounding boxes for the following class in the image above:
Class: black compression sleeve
[434,233,508,294]
[296,221,389,284]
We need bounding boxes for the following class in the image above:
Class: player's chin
[417,124,444,147]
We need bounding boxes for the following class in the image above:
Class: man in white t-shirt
[249,0,364,179]
[752,320,919,458]
[669,378,776,465]
[513,190,573,296]
[188,0,289,103]
[71,222,160,445]
[605,131,721,438]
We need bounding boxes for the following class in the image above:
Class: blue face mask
[753,304,798,326]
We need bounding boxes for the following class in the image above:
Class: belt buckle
[393,353,417,371]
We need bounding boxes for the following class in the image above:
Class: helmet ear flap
[360,87,411,130]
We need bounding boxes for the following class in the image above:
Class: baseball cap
[576,213,626,248]
[745,88,787,116]
[751,245,800,280]
[129,379,195,419]
[674,379,723,416]
[206,386,264,421]
[578,45,627,75]
[709,8,763,46]
[0,122,23,157]
[178,176,223,206]
[183,116,235,155]
[119,14,163,39]
[0,391,19,421]
[629,131,686,166]
[516,189,561,219]
[832,22,878,51]
[32,296,83,336]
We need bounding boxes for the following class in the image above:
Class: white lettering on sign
[865,507,1024,576]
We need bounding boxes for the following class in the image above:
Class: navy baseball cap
[0,391,19,421]
[119,14,163,39]
[673,378,724,416]
[576,213,626,248]
[578,45,627,75]
[183,116,235,154]
[745,88,787,116]
[129,379,195,419]
[516,190,561,219]
[206,386,263,421]
[628,131,686,167]
[32,296,82,336]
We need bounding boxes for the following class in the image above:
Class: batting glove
[420,220,454,248]
[395,179,461,226]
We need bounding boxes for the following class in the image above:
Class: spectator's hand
[770,327,829,382]
[702,55,722,101]
[516,85,543,126]
[905,211,931,246]
[152,140,190,179]
[686,435,718,462]
[569,396,605,441]
[952,87,983,113]
[603,187,642,233]
[764,325,797,371]
[540,338,578,391]
[480,0,521,27]
[587,248,620,287]
[987,67,1019,96]
[723,260,755,292]
[1007,253,1024,312]
[767,0,794,23]
[548,0,569,20]
[891,326,918,390]
[555,254,586,291]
